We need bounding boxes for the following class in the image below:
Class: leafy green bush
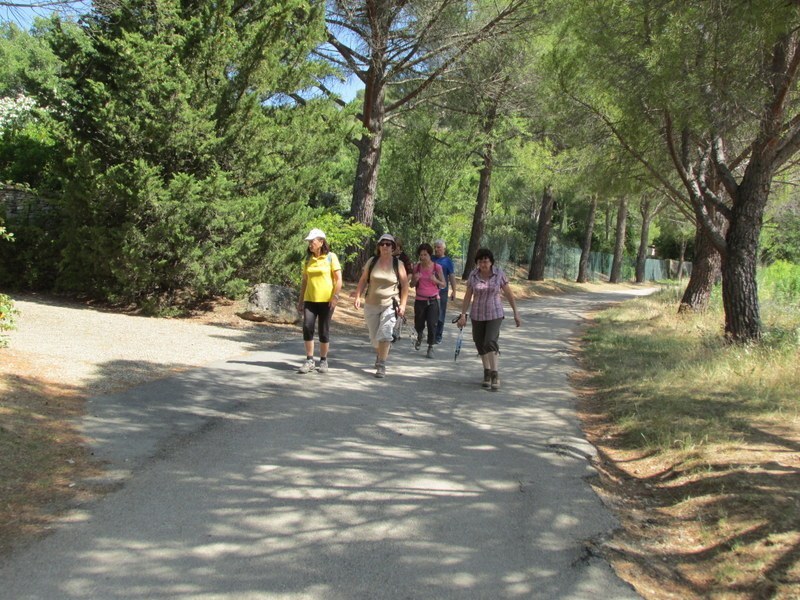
[0,293,19,347]
[760,260,800,303]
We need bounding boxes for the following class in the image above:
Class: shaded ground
[0,284,641,600]
[5,281,794,598]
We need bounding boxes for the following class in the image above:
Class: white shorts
[364,303,397,347]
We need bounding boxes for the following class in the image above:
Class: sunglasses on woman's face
[379,241,394,247]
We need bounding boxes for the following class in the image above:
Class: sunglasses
[378,241,394,247]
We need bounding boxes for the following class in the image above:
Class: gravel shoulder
[1,294,299,397]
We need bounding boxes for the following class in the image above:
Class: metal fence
[455,239,691,282]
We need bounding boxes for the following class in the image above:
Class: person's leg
[471,319,487,354]
[317,303,331,357]
[435,289,448,343]
[317,303,332,372]
[426,300,439,346]
[377,340,392,361]
[482,318,503,390]
[413,299,426,350]
[425,300,439,357]
[375,305,396,377]
[364,305,381,350]
[302,305,316,355]
[299,304,318,373]
[481,353,492,388]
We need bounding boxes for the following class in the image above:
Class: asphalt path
[1,288,653,599]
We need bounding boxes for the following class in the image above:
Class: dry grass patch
[578,288,800,599]
[0,354,104,555]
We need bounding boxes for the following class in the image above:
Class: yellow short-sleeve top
[303,252,341,302]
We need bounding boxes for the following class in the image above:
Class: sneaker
[318,359,329,374]
[482,369,491,388]
[435,338,442,345]
[425,345,434,359]
[375,361,386,378]
[490,371,499,391]
[298,358,315,374]
[414,334,422,351]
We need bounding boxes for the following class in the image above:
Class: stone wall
[0,185,51,224]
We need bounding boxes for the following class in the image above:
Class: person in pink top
[410,243,445,358]
[456,248,521,391]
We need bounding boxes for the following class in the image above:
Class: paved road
[1,288,651,599]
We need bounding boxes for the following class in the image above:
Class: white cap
[304,228,326,240]
[377,233,396,245]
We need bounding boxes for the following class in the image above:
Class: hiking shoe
[414,334,422,351]
[426,345,434,359]
[318,359,329,374]
[375,361,386,378]
[490,371,499,391]
[298,358,315,374]
[482,369,491,388]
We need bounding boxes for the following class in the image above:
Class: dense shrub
[760,260,800,303]
[0,292,18,347]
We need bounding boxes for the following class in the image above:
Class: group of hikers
[297,228,521,391]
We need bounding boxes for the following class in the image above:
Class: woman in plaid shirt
[456,248,521,391]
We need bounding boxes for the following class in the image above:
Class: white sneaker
[318,360,329,374]
[298,358,314,374]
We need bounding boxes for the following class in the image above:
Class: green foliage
[57,162,274,306]
[0,1,351,308]
[0,292,19,348]
[378,112,474,251]
[760,185,800,264]
[0,112,63,188]
[760,260,800,304]
[301,213,372,274]
[0,222,12,242]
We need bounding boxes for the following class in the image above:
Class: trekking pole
[451,315,464,361]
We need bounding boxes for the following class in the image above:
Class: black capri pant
[414,297,440,346]
[303,301,332,343]
[471,318,502,355]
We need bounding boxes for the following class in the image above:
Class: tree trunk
[463,143,494,279]
[343,72,386,281]
[576,195,598,283]
[609,197,628,283]
[679,216,723,313]
[721,167,769,342]
[635,199,653,283]
[528,184,554,281]
[677,238,687,281]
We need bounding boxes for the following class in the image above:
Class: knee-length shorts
[471,317,503,355]
[364,303,397,347]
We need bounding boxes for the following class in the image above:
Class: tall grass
[582,265,800,452]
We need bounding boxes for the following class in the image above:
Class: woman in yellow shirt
[297,228,342,374]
